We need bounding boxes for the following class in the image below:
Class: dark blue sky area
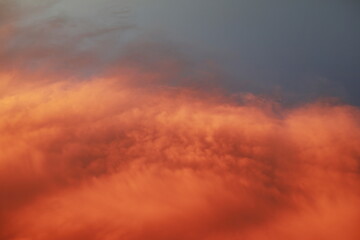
[130,0,360,104]
[11,0,360,105]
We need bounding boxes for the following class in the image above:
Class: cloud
[1,1,360,239]
[0,0,134,79]
[1,72,359,240]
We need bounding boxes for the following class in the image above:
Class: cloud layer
[1,71,360,240]
[1,1,360,239]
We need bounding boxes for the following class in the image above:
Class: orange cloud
[1,1,359,239]
[1,71,359,240]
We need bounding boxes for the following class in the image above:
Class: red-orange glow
[1,72,359,240]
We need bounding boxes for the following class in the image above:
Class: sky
[8,0,360,104]
[1,1,360,240]
[130,0,360,104]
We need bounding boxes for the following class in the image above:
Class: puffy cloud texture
[1,1,360,239]
[1,70,360,240]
